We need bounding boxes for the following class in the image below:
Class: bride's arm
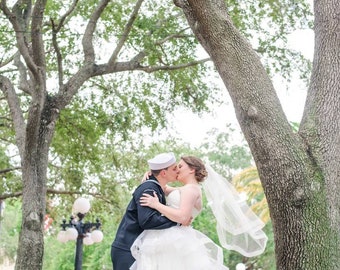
[140,186,197,225]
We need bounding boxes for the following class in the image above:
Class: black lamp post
[57,198,103,270]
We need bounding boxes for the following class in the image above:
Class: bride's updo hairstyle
[181,156,208,183]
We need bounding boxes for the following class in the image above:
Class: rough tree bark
[176,0,340,269]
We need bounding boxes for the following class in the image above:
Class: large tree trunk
[1,0,51,268]
[15,98,59,269]
[176,0,340,269]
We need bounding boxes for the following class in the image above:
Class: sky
[167,29,314,147]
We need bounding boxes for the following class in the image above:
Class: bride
[130,156,267,270]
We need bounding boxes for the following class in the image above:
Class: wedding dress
[130,189,229,270]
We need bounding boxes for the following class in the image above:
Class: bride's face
[177,160,194,183]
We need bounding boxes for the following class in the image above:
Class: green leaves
[227,0,313,81]
[0,201,21,264]
[202,125,254,179]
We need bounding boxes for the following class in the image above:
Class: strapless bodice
[166,189,200,218]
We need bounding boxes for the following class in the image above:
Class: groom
[111,152,181,270]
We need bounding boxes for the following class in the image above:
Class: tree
[0,1,215,269]
[176,0,339,269]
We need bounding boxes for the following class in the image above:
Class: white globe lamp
[91,229,104,243]
[83,233,94,245]
[57,230,68,243]
[236,263,246,270]
[66,227,78,240]
[73,197,91,214]
[57,198,103,269]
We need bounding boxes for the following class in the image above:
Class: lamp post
[57,197,104,270]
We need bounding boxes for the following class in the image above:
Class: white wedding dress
[130,189,229,270]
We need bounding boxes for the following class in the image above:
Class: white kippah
[148,152,176,170]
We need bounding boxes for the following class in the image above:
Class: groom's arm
[134,184,178,229]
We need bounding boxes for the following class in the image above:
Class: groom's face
[162,163,178,183]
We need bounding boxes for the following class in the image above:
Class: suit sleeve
[134,184,177,230]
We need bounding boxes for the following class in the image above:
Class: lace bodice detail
[166,189,201,218]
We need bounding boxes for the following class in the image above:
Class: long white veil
[202,164,268,257]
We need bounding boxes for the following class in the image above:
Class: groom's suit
[111,175,177,270]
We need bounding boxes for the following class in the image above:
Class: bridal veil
[202,164,268,257]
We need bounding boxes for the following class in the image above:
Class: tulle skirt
[130,226,229,270]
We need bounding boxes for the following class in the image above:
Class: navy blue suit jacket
[112,175,177,251]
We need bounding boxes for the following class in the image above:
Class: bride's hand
[140,192,159,208]
[141,171,152,183]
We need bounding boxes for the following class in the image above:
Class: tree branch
[94,57,210,75]
[0,189,113,204]
[55,0,79,33]
[0,51,15,69]
[13,51,33,94]
[55,0,111,108]
[50,0,79,88]
[51,19,64,88]
[31,0,47,69]
[0,167,21,175]
[108,0,145,65]
[136,57,211,73]
[155,29,192,46]
[0,76,26,157]
[83,0,110,63]
[1,0,39,79]
[0,191,23,200]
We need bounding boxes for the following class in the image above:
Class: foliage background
[1,130,275,269]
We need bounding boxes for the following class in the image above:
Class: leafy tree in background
[0,201,21,266]
[201,124,254,178]
[0,0,311,269]
[178,0,339,269]
[0,0,214,268]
